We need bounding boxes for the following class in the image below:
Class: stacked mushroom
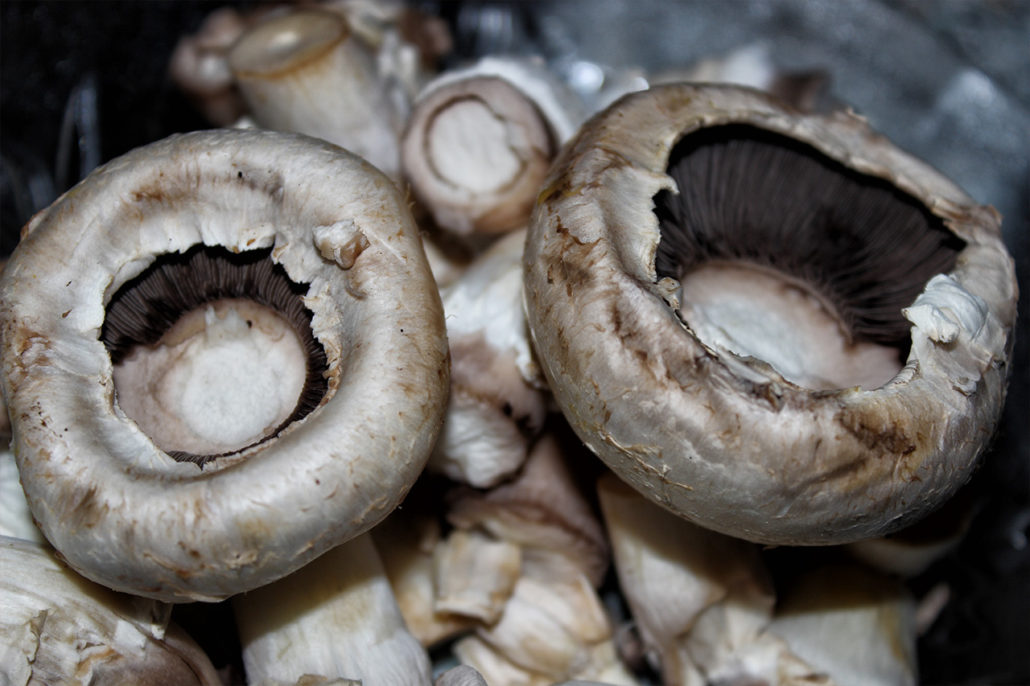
[2,3,1021,684]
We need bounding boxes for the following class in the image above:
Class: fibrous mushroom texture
[523,83,1017,545]
[0,129,449,601]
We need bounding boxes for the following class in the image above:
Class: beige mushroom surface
[523,83,1017,545]
[0,129,449,602]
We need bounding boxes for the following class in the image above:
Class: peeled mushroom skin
[0,129,449,602]
[523,83,1018,545]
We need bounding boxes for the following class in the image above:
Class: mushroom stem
[232,533,432,686]
[402,57,583,238]
[1,536,221,686]
[228,8,404,178]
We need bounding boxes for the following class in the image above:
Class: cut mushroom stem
[1,536,221,686]
[0,129,449,601]
[228,8,404,178]
[402,56,583,238]
[523,82,1018,545]
[233,532,432,686]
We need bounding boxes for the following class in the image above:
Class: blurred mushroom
[402,56,583,240]
[523,82,1018,545]
[434,665,488,686]
[433,528,522,625]
[0,129,449,601]
[768,564,919,686]
[453,551,636,686]
[168,6,254,126]
[228,8,408,178]
[1,536,221,686]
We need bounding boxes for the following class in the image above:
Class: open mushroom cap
[523,83,1017,545]
[0,129,449,601]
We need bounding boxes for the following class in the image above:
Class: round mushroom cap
[0,129,449,601]
[523,83,1017,546]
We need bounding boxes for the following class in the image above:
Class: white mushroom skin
[523,83,1018,545]
[0,129,449,601]
[0,536,221,686]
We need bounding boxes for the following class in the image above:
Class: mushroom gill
[103,246,328,464]
[653,124,966,391]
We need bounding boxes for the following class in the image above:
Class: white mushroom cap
[523,83,1018,545]
[0,129,449,601]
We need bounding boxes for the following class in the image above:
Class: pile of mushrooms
[1,3,1019,685]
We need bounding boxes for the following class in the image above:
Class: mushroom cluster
[0,3,1020,685]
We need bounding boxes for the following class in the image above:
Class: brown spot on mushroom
[836,408,918,457]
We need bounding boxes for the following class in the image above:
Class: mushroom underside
[103,245,329,464]
[654,124,965,391]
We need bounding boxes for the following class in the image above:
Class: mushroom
[767,564,919,686]
[1,536,221,686]
[401,56,584,239]
[0,128,449,602]
[523,83,1018,545]
[168,5,255,127]
[429,228,549,487]
[227,8,408,178]
[597,473,783,685]
[372,506,480,647]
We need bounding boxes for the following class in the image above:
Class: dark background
[2,1,1027,683]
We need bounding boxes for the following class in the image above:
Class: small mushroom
[0,129,449,601]
[523,83,1018,545]
[227,8,407,178]
[401,56,584,239]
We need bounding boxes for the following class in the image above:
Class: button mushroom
[0,128,449,602]
[523,83,1018,545]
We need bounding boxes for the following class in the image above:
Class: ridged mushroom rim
[523,83,1018,546]
[0,129,449,601]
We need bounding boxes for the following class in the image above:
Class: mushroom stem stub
[523,83,1018,545]
[0,129,449,601]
